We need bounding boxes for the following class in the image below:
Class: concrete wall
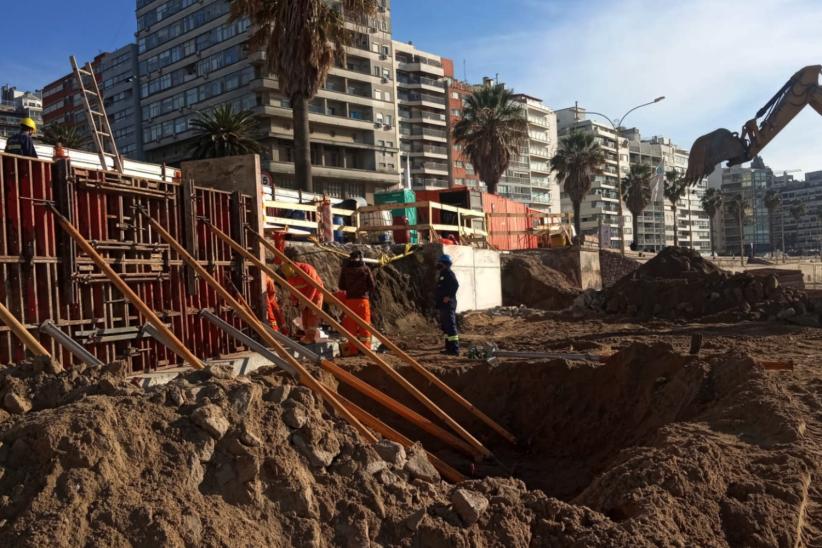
[439,244,502,312]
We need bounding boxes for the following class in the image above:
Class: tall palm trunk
[709,218,715,255]
[738,209,744,266]
[292,95,313,192]
[632,215,639,251]
[572,201,581,245]
[672,205,678,247]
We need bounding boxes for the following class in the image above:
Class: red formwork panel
[0,153,256,371]
[482,192,537,251]
[414,189,442,225]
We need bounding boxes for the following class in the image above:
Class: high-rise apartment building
[394,41,450,189]
[556,107,630,250]
[137,0,401,199]
[0,85,42,138]
[625,130,711,253]
[511,93,559,212]
[99,44,144,159]
[718,156,774,255]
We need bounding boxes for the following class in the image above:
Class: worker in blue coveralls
[435,254,460,356]
[4,118,38,158]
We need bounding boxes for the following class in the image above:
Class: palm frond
[188,104,263,159]
[621,164,654,218]
[452,84,528,194]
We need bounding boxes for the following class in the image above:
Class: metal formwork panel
[0,153,255,371]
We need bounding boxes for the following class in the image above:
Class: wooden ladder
[70,55,124,174]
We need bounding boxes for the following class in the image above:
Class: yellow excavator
[685,65,822,182]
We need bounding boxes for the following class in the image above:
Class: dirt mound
[502,254,580,310]
[598,247,817,322]
[344,342,814,546]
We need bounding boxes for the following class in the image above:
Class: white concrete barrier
[440,244,502,313]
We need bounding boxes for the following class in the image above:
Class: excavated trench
[339,342,807,503]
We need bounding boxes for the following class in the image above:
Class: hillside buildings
[1,85,43,138]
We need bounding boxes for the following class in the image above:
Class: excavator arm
[685,65,822,182]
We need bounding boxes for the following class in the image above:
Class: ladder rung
[91,110,105,117]
[83,89,99,96]
[77,69,93,76]
[96,131,111,137]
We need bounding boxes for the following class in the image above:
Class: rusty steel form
[0,153,257,371]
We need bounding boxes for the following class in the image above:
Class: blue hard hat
[438,254,452,265]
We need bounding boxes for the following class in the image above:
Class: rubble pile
[599,249,641,288]
[596,247,817,323]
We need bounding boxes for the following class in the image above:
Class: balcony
[412,161,449,175]
[399,92,446,107]
[399,126,448,142]
[529,146,551,159]
[395,55,444,77]
[396,76,446,91]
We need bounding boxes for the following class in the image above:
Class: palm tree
[701,187,722,256]
[231,0,380,192]
[550,131,605,240]
[621,164,654,251]
[763,189,782,256]
[40,123,88,150]
[790,203,806,251]
[188,105,263,159]
[726,193,747,265]
[453,84,528,195]
[663,169,688,247]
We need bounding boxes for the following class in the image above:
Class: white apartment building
[393,41,449,189]
[507,94,559,213]
[556,108,630,250]
[625,131,712,253]
[137,0,401,199]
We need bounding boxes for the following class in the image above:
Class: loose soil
[0,245,820,545]
[501,254,580,310]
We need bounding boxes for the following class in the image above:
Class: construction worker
[435,254,460,356]
[265,278,287,334]
[4,118,38,158]
[338,249,376,356]
[281,261,324,344]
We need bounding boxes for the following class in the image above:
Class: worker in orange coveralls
[337,250,376,356]
[281,261,324,343]
[265,278,287,334]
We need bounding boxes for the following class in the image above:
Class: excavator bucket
[685,128,748,183]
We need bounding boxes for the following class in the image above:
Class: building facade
[1,85,43,138]
[718,156,774,256]
[445,79,481,190]
[99,44,144,159]
[556,107,630,250]
[771,170,822,254]
[513,93,559,212]
[625,130,711,253]
[136,0,401,199]
[393,41,449,189]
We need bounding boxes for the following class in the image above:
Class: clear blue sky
[2,0,821,174]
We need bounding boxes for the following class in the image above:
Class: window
[384,114,392,126]
[373,90,381,100]
[381,45,390,56]
[373,66,381,77]
[383,91,391,101]
[451,92,459,99]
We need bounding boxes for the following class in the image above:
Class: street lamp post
[578,97,666,255]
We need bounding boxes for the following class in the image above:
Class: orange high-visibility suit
[285,262,324,343]
[337,254,376,356]
[265,279,286,333]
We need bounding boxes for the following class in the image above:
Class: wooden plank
[51,158,77,304]
[179,177,197,295]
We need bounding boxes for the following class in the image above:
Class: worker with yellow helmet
[4,118,38,158]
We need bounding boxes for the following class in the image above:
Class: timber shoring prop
[134,206,377,444]
[248,224,515,446]
[205,219,493,460]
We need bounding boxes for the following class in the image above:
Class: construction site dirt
[1,306,820,546]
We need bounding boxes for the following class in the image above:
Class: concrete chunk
[191,404,230,439]
[451,488,489,526]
